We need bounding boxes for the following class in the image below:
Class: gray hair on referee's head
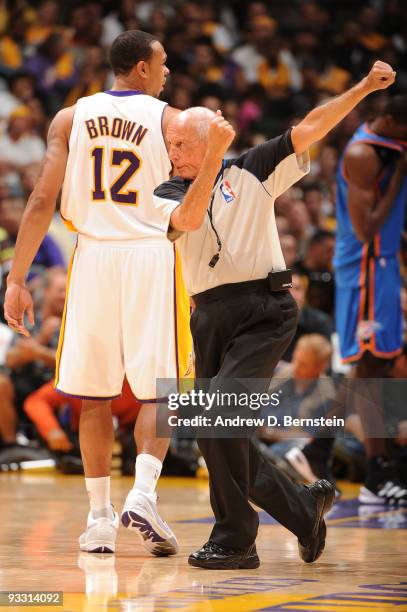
[167,106,218,179]
[171,106,216,141]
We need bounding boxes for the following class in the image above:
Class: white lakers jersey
[61,90,172,240]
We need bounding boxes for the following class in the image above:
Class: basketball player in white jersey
[4,30,234,556]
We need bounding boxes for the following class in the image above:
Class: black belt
[193,279,270,305]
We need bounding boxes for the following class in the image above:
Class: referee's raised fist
[208,110,236,158]
[365,61,396,91]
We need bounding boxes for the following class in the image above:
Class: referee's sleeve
[227,129,310,198]
[153,177,188,241]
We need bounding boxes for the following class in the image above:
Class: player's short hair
[109,30,157,76]
[382,95,407,125]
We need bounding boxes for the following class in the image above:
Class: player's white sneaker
[79,509,119,553]
[121,490,178,556]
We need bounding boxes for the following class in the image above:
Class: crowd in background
[0,0,406,481]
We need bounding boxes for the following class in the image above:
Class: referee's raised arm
[291,60,396,155]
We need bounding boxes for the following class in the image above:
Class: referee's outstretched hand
[207,110,236,158]
[365,60,396,92]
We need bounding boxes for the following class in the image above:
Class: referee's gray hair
[175,106,216,141]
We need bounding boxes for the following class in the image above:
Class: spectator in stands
[0,72,35,133]
[294,230,335,316]
[332,21,371,79]
[25,0,61,47]
[0,105,45,190]
[280,234,297,270]
[284,272,333,362]
[0,8,28,74]
[188,38,245,95]
[357,5,388,52]
[232,15,277,83]
[302,184,325,229]
[0,198,65,280]
[0,269,65,447]
[257,334,335,463]
[25,32,76,114]
[63,47,109,107]
[283,199,313,256]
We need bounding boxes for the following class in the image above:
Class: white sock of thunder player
[133,453,162,496]
[85,476,113,519]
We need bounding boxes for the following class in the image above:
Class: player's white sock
[85,476,112,518]
[133,453,162,495]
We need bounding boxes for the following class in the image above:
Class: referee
[159,61,397,570]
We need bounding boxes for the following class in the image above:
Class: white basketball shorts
[55,235,192,401]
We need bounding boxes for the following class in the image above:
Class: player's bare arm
[345,143,407,243]
[4,106,74,336]
[291,61,396,155]
[170,112,235,232]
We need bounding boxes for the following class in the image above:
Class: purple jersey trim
[104,90,144,96]
[133,396,168,404]
[56,388,121,401]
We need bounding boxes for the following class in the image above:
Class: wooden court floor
[0,473,406,612]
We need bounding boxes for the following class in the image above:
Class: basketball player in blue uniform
[285,97,407,504]
[335,95,407,504]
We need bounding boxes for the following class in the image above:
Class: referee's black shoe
[298,479,335,563]
[188,541,260,570]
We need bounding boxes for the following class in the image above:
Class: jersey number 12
[91,147,142,205]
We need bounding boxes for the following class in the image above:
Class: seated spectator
[302,182,336,231]
[302,184,325,228]
[332,21,371,79]
[4,269,66,428]
[0,106,45,190]
[199,4,236,54]
[25,0,61,47]
[257,37,295,98]
[0,72,35,134]
[275,215,289,237]
[188,38,245,94]
[280,233,297,269]
[294,230,335,316]
[0,9,29,74]
[0,198,65,279]
[232,15,278,83]
[25,32,77,114]
[257,334,335,459]
[283,272,333,361]
[357,5,388,52]
[283,199,313,256]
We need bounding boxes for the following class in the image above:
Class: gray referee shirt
[154,129,310,296]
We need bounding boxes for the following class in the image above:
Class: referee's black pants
[191,280,318,549]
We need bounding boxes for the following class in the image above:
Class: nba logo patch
[220,180,236,204]
[356,319,382,341]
